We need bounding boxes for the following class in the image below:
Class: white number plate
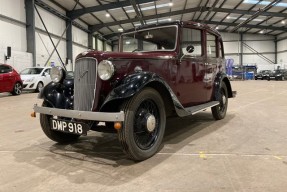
[50,119,89,135]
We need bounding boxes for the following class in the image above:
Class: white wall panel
[35,31,66,66]
[35,6,66,37]
[243,41,274,53]
[72,26,88,46]
[0,0,25,22]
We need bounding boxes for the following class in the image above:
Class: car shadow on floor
[13,112,235,185]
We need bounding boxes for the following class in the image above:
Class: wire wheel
[118,87,166,161]
[212,82,228,120]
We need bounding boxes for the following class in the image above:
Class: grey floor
[1,80,287,192]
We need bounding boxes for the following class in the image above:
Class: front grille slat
[74,58,97,111]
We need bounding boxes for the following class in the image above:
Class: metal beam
[129,0,145,25]
[67,0,157,20]
[66,20,73,68]
[198,20,287,32]
[229,0,282,33]
[90,7,202,32]
[25,0,36,67]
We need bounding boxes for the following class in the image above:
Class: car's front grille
[74,58,97,111]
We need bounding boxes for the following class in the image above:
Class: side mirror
[186,45,194,53]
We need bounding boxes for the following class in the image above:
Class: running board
[185,101,220,115]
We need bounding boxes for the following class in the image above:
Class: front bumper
[23,82,36,90]
[33,104,125,122]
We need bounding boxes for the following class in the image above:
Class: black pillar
[88,33,93,49]
[240,33,243,66]
[66,20,73,69]
[275,36,277,64]
[25,0,36,67]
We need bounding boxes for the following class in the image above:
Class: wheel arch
[214,72,233,98]
[100,72,179,117]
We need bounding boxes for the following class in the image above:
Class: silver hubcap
[15,84,22,94]
[146,114,156,132]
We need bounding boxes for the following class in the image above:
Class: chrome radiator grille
[74,58,97,111]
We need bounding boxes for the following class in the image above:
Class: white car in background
[20,67,52,92]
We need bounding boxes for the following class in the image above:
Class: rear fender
[214,72,233,99]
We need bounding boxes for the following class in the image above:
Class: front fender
[38,79,74,109]
[101,72,189,117]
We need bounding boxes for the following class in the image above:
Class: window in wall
[206,33,217,58]
[181,28,202,56]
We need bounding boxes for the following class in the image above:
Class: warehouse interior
[1,0,287,191]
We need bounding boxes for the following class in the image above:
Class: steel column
[66,20,73,68]
[25,0,36,67]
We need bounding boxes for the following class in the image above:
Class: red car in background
[0,64,23,95]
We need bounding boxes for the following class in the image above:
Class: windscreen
[121,26,177,52]
[20,68,43,75]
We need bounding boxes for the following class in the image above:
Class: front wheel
[36,82,43,92]
[40,102,80,144]
[212,82,228,120]
[118,88,166,161]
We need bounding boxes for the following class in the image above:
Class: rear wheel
[212,82,228,120]
[40,101,80,144]
[11,82,22,95]
[118,88,166,161]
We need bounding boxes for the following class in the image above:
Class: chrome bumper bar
[33,104,125,122]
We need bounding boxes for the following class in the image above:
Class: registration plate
[50,119,89,135]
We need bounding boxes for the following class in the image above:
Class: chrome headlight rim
[51,66,65,83]
[98,60,115,81]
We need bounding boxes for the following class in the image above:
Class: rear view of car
[0,64,22,95]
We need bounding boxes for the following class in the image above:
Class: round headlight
[51,66,64,83]
[98,60,115,80]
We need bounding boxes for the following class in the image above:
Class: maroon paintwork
[0,64,22,93]
[76,21,225,108]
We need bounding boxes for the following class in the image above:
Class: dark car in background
[267,69,287,81]
[255,70,271,80]
[0,64,22,95]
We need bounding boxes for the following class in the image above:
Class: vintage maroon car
[33,21,236,161]
[0,64,22,95]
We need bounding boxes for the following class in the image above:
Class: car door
[0,65,14,91]
[205,31,224,101]
[176,27,207,107]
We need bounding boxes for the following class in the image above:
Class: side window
[44,69,51,75]
[206,33,217,58]
[0,65,12,74]
[181,28,202,56]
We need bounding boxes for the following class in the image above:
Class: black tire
[40,101,80,144]
[36,82,43,92]
[11,82,22,95]
[118,87,166,161]
[212,82,228,120]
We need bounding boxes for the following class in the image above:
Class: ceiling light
[216,26,219,30]
[126,3,173,13]
[118,28,123,32]
[126,41,131,45]
[226,16,230,19]
[105,13,110,17]
[281,20,285,24]
[259,30,264,34]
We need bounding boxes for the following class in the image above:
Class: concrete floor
[0,80,287,192]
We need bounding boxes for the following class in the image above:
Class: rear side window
[206,33,217,58]
[0,65,12,74]
[181,28,202,56]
